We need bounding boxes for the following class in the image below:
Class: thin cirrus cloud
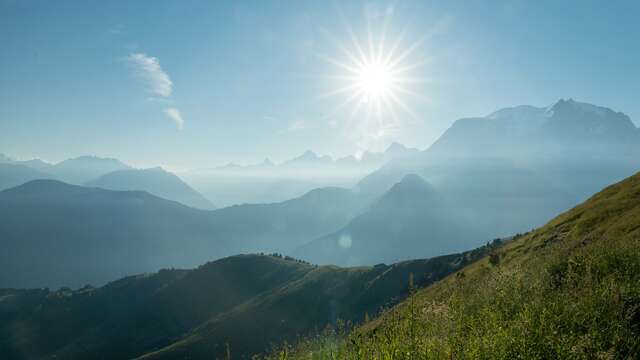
[126,52,183,130]
[164,107,184,130]
[127,53,172,98]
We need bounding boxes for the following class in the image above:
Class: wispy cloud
[164,107,184,130]
[127,53,173,98]
[125,52,184,130]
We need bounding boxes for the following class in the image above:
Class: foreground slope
[0,248,491,360]
[277,171,640,358]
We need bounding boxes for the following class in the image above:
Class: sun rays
[317,6,430,150]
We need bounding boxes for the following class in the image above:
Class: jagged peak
[547,98,615,117]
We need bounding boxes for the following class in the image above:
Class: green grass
[265,173,640,359]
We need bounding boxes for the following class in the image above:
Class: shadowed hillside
[0,247,492,360]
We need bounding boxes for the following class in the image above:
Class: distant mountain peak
[4,179,78,194]
[382,173,437,199]
[300,150,318,159]
[55,155,131,171]
[285,150,329,165]
[398,173,430,187]
[385,141,407,153]
[87,167,215,209]
[547,98,615,117]
[65,155,127,163]
[544,98,636,135]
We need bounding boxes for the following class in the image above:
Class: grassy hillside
[270,172,640,359]
[0,246,491,360]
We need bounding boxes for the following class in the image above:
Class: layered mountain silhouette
[0,246,490,360]
[283,150,334,167]
[184,142,420,207]
[0,163,56,191]
[0,180,367,288]
[48,155,131,184]
[0,155,217,209]
[341,100,640,266]
[359,99,640,198]
[294,174,479,265]
[86,167,215,210]
[1,99,637,281]
[0,180,221,288]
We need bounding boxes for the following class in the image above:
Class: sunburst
[318,6,430,150]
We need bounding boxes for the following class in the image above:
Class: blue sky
[1,0,639,169]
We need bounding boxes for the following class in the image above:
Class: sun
[318,7,429,148]
[355,60,395,103]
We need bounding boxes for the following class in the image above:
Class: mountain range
[0,98,639,358]
[181,142,420,207]
[359,99,640,198]
[208,142,420,173]
[0,155,215,210]
[322,99,640,266]
[0,180,368,288]
[4,167,639,359]
[0,98,638,282]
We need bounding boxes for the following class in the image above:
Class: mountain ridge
[0,179,369,288]
[86,167,215,210]
[0,247,492,360]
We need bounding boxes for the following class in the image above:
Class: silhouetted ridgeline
[0,247,492,360]
[0,180,368,288]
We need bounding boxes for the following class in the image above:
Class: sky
[1,0,639,169]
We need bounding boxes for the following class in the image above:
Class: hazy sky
[1,0,639,169]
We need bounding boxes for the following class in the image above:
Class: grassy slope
[0,249,491,360]
[272,172,640,359]
[135,247,492,360]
